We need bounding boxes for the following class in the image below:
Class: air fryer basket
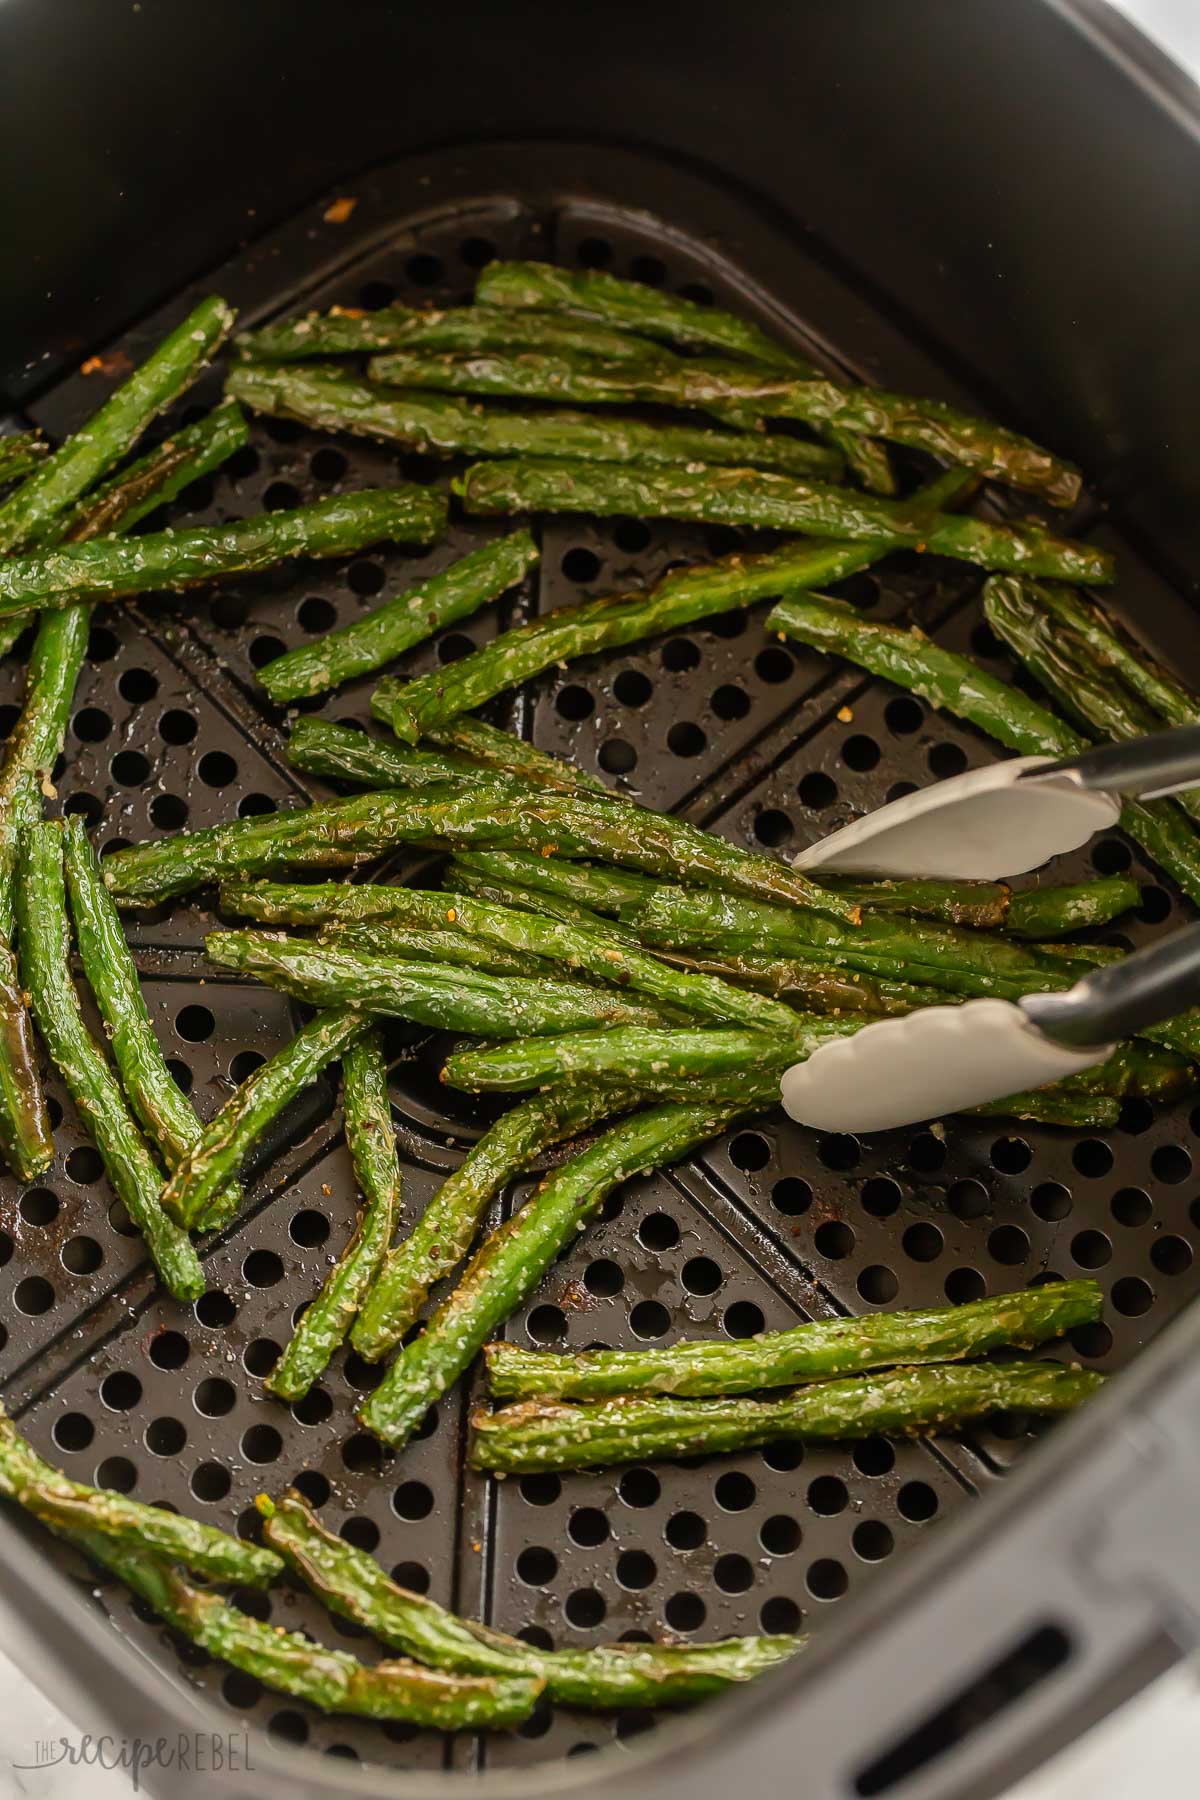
[3,7,1200,1800]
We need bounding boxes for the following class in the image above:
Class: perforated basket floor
[3,142,1198,1777]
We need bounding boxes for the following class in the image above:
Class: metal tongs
[782,725,1200,1131]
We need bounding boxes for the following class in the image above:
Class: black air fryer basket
[2,4,1200,1797]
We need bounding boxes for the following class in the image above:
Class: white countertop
[3,3,1199,1796]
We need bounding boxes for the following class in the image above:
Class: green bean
[351,1086,636,1361]
[441,1022,861,1095]
[374,469,974,744]
[238,302,674,364]
[73,1531,540,1729]
[0,488,446,620]
[266,1032,402,1401]
[228,360,845,478]
[0,433,46,487]
[358,1097,764,1447]
[454,458,1108,583]
[769,590,1200,910]
[372,337,1080,504]
[258,531,538,702]
[484,1280,1102,1401]
[0,296,234,555]
[63,816,240,1230]
[471,1361,1104,1472]
[0,1410,280,1584]
[260,1488,801,1709]
[16,824,203,1298]
[203,930,678,1034]
[162,1009,368,1230]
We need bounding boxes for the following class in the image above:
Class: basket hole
[517,1546,557,1586]
[340,1516,380,1553]
[755,646,794,684]
[520,1473,561,1507]
[945,1267,986,1304]
[897,1481,939,1522]
[527,1303,567,1343]
[1072,1139,1114,1179]
[665,1510,706,1551]
[577,237,612,268]
[661,637,700,673]
[613,669,652,707]
[292,1387,332,1426]
[194,1377,236,1417]
[1151,1235,1192,1276]
[95,1456,137,1494]
[241,1425,282,1464]
[760,1595,802,1634]
[860,1177,901,1218]
[774,1176,811,1215]
[392,1480,433,1521]
[714,1471,755,1511]
[617,1549,656,1590]
[243,1337,281,1376]
[293,1470,331,1508]
[73,706,112,743]
[681,1255,722,1296]
[311,447,348,483]
[66,1145,104,1184]
[348,561,385,596]
[198,750,237,788]
[289,1208,330,1247]
[118,667,158,704]
[1032,1181,1072,1222]
[884,696,923,735]
[858,1265,899,1304]
[243,1249,284,1288]
[618,1468,660,1509]
[1070,1230,1111,1269]
[555,684,594,721]
[191,1461,232,1504]
[928,742,968,779]
[598,739,637,775]
[568,1507,610,1547]
[1151,1144,1191,1184]
[630,1300,671,1339]
[53,1412,94,1452]
[761,1514,802,1555]
[664,1591,706,1631]
[990,1137,1031,1175]
[195,1290,236,1329]
[160,708,198,745]
[814,1220,855,1260]
[730,1131,771,1172]
[562,547,601,583]
[903,1222,943,1262]
[341,1430,386,1473]
[754,808,793,848]
[584,1257,623,1297]
[406,253,443,286]
[613,516,650,552]
[853,1521,895,1562]
[298,595,337,633]
[100,1371,142,1411]
[841,734,880,772]
[724,1300,764,1338]
[565,1588,606,1628]
[798,771,837,810]
[61,1235,102,1275]
[667,721,706,758]
[854,1437,895,1477]
[20,1187,58,1226]
[639,1212,679,1250]
[145,1417,187,1456]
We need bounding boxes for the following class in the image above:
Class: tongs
[783,725,1200,1131]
